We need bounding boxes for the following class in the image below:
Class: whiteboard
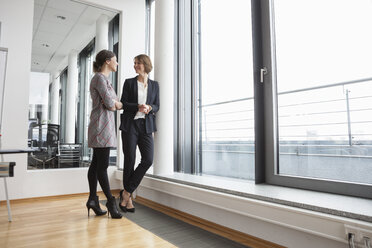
[0,48,8,135]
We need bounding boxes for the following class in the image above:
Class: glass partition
[28,0,119,169]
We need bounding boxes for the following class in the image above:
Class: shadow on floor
[101,198,250,248]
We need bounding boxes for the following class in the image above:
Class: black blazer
[119,76,160,133]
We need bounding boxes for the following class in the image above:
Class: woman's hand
[138,104,151,114]
[145,104,152,114]
[102,100,122,111]
[115,101,123,110]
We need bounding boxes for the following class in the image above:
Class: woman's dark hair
[93,50,116,73]
[134,54,153,74]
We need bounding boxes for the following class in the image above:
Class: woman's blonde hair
[134,54,153,73]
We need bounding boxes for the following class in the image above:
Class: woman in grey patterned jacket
[86,50,122,219]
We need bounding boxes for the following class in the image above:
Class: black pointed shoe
[126,196,135,213]
[118,190,127,212]
[119,190,135,213]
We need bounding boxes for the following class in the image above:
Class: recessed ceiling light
[56,15,66,20]
[42,43,50,48]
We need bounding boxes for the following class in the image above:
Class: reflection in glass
[28,0,118,169]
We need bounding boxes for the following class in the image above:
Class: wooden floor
[0,192,176,248]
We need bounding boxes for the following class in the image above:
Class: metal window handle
[260,67,268,83]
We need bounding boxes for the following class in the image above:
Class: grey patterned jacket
[88,73,118,148]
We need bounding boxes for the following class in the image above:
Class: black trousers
[87,147,113,199]
[122,118,154,193]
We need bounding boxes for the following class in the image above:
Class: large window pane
[198,0,254,180]
[274,0,372,184]
[77,44,94,164]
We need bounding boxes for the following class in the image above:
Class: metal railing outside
[199,77,372,158]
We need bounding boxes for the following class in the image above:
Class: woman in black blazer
[119,54,159,212]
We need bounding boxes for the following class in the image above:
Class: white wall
[0,0,34,200]
[0,0,146,200]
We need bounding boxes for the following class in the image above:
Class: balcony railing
[199,77,372,155]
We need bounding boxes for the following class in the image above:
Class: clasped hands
[138,104,151,114]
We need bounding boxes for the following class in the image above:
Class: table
[0,148,35,221]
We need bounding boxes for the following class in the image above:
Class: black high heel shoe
[118,190,127,213]
[106,196,122,219]
[119,190,135,213]
[86,196,107,217]
[126,196,135,213]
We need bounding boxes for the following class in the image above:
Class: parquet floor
[0,192,176,248]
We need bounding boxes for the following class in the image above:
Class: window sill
[141,172,372,223]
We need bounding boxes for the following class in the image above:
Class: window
[197,0,255,179]
[59,69,68,143]
[177,0,255,179]
[146,0,155,68]
[108,14,120,166]
[176,0,372,198]
[264,0,372,197]
[77,41,95,163]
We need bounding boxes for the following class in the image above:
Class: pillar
[95,15,109,53]
[153,0,174,175]
[50,72,60,125]
[65,51,78,143]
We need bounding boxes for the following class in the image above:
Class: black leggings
[88,147,112,199]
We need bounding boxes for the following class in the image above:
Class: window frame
[176,0,197,174]
[260,0,372,198]
[59,68,68,143]
[174,0,372,199]
[77,39,95,161]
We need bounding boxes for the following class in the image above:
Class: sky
[200,0,372,102]
[275,0,372,92]
[199,0,372,142]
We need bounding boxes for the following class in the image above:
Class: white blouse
[134,80,148,120]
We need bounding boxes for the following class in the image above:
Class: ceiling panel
[62,23,95,51]
[31,54,52,72]
[79,7,115,25]
[33,4,44,21]
[35,30,65,43]
[34,0,47,6]
[45,55,67,72]
[31,0,118,74]
[32,41,55,57]
[41,7,81,26]
[37,21,71,36]
[47,0,87,14]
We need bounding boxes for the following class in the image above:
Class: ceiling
[32,0,117,74]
